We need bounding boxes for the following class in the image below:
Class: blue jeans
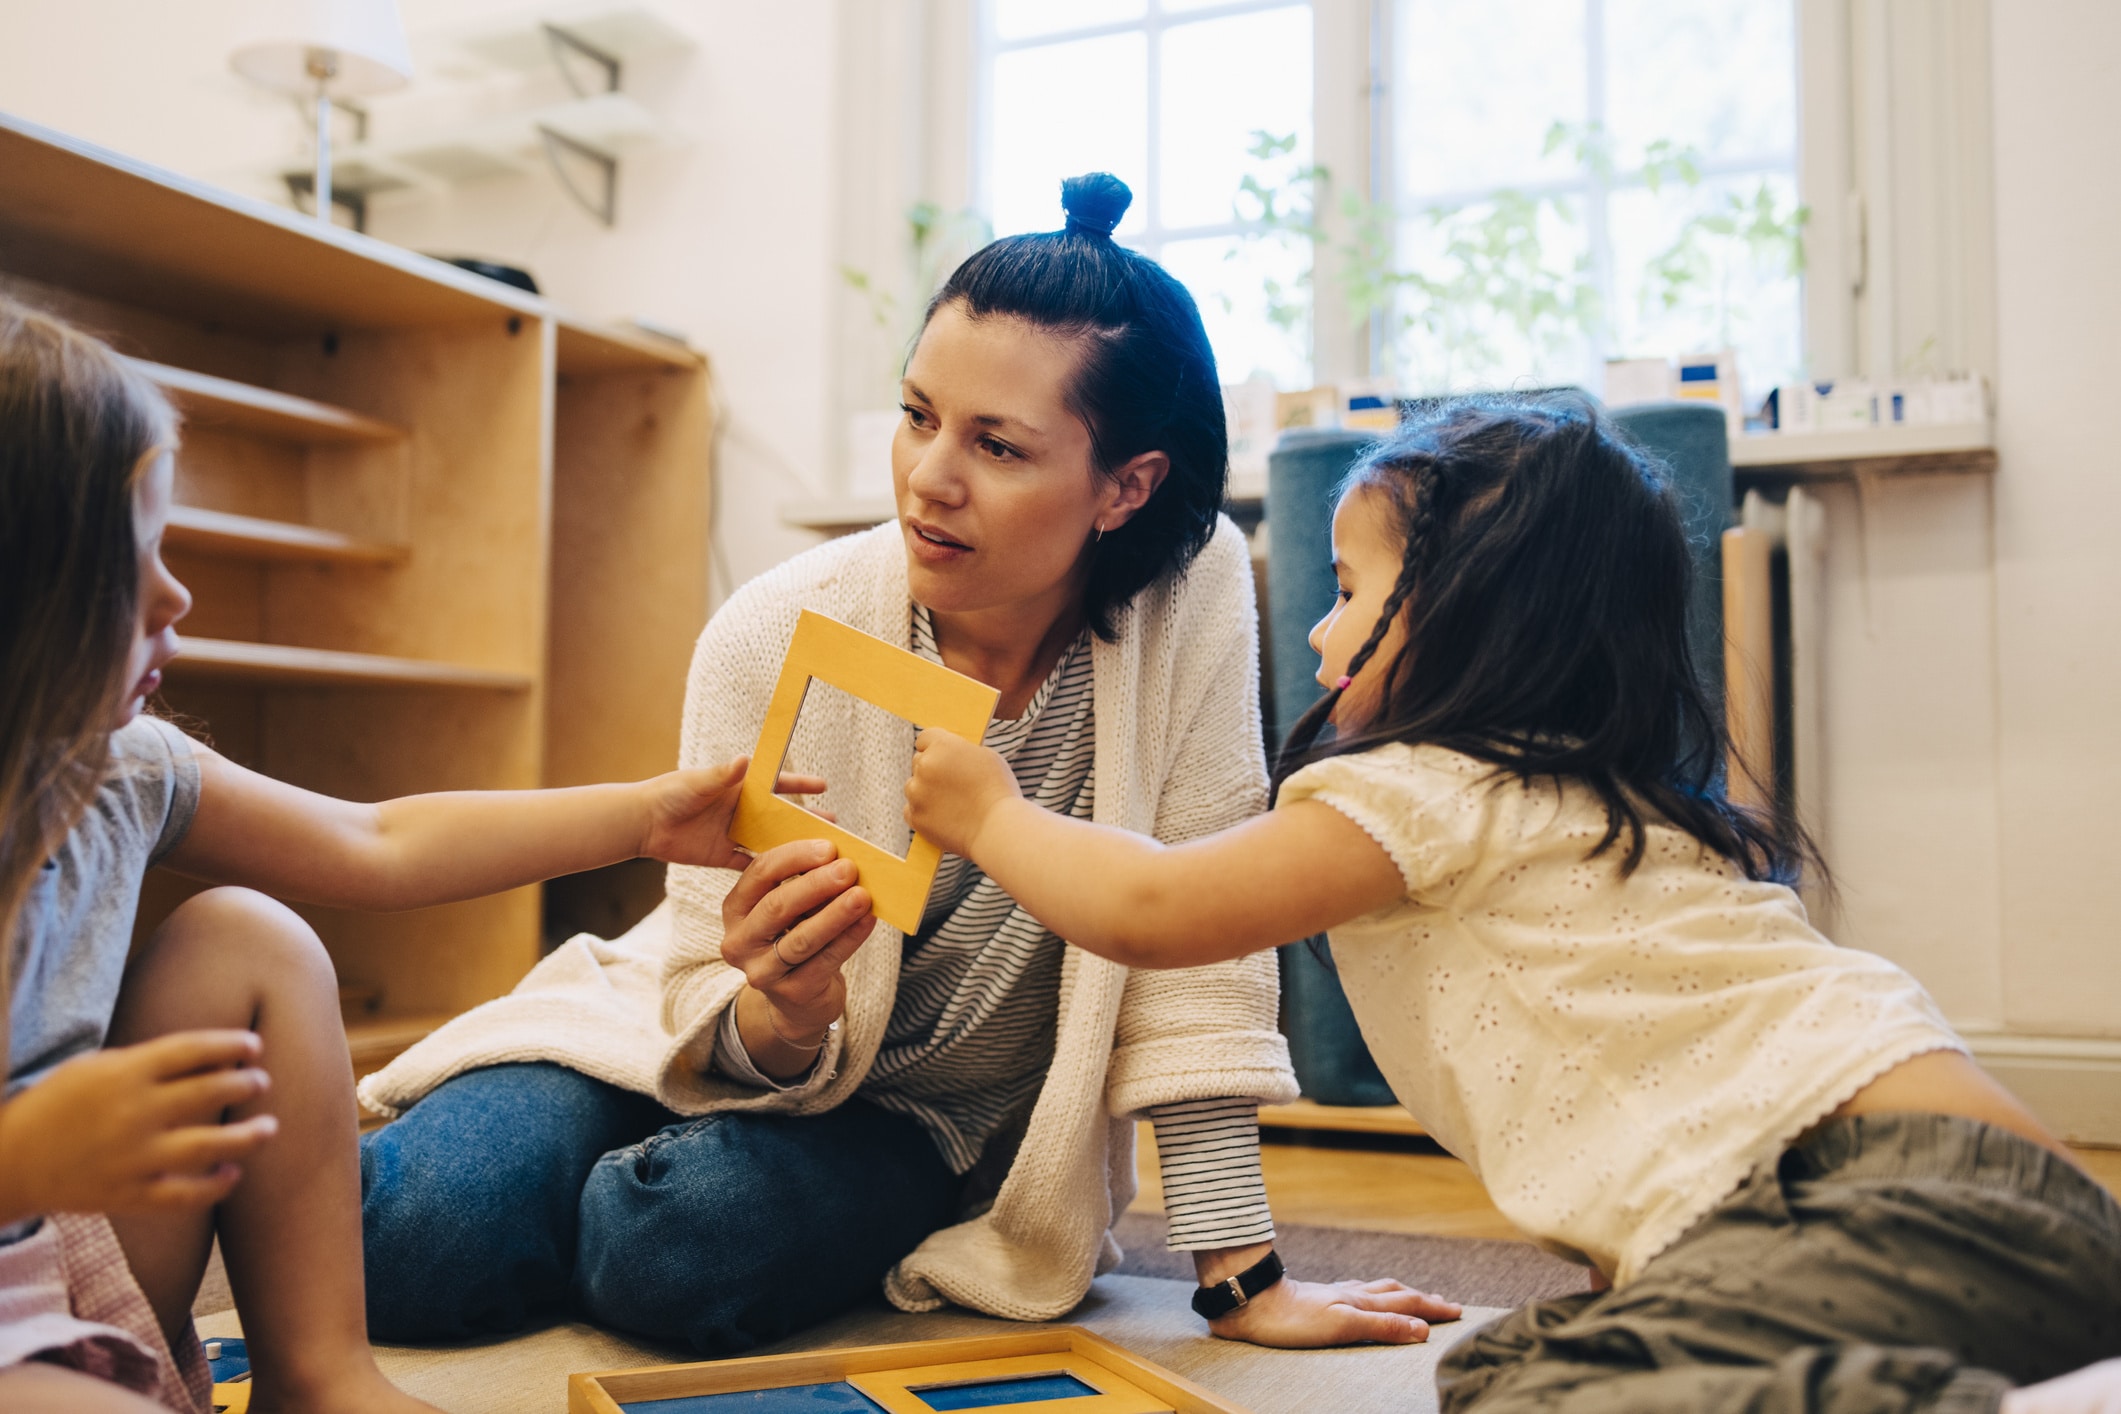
[360,1063,962,1353]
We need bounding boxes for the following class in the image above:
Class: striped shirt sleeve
[1149,1097,1276,1250]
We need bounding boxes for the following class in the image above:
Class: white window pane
[1388,195,1593,394]
[1157,234,1313,390]
[1159,5,1313,231]
[1394,0,1585,198]
[1605,0,1796,170]
[992,0,1145,42]
[1607,172,1804,399]
[989,33,1150,238]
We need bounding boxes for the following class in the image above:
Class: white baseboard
[1962,1030,2121,1146]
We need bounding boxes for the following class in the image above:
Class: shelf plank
[1730,421,1994,470]
[127,357,405,444]
[166,505,407,566]
[141,360,402,444]
[781,496,897,531]
[346,1013,453,1074]
[1259,1099,1426,1138]
[168,638,532,691]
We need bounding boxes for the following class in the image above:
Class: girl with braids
[906,396,2121,1413]
[0,297,820,1413]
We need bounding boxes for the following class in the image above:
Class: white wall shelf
[1730,421,1994,468]
[782,468,1274,534]
[781,496,897,531]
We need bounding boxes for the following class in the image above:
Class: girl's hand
[1207,1273,1463,1348]
[640,757,830,868]
[904,728,1020,859]
[0,1030,276,1225]
[719,840,877,1064]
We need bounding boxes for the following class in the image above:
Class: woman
[357,175,1458,1355]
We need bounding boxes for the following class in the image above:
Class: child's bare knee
[157,886,331,983]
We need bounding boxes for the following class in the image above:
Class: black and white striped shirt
[717,605,1273,1250]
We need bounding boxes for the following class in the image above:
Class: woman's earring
[1094,522,1105,544]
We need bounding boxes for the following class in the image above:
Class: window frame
[972,0,1316,260]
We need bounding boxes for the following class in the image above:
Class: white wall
[1988,1,2121,1038]
[1801,0,2121,1140]
[0,0,835,603]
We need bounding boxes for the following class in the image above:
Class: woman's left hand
[1207,1274,1463,1348]
[640,757,830,868]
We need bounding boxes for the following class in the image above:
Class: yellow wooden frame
[567,1327,1252,1414]
[728,610,998,934]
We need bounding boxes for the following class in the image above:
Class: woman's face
[1308,485,1406,730]
[894,301,1164,622]
[119,450,191,728]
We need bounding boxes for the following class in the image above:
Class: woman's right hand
[0,1030,277,1227]
[719,840,877,1076]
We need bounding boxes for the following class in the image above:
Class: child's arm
[0,1030,275,1227]
[162,746,824,912]
[904,728,1404,967]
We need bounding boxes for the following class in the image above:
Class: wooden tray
[569,1326,1252,1414]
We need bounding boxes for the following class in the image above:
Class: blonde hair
[0,298,176,1064]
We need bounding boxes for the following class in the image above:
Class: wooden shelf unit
[0,109,714,1048]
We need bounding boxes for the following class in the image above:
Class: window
[972,0,1802,402]
[978,0,1315,389]
[1383,0,1802,399]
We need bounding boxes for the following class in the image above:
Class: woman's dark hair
[1275,395,1815,886]
[0,298,175,1057]
[919,172,1225,639]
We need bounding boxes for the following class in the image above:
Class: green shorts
[1439,1112,2121,1413]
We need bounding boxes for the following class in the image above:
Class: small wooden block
[728,611,998,934]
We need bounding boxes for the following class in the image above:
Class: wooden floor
[1132,1125,2121,1245]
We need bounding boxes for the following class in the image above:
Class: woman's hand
[640,757,830,868]
[905,728,1021,859]
[719,840,877,1076]
[0,1030,277,1227]
[1207,1273,1464,1347]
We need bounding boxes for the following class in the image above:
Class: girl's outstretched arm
[905,727,1404,968]
[162,743,825,912]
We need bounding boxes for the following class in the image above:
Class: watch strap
[1190,1248,1285,1320]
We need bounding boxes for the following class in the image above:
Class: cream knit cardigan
[360,517,1297,1321]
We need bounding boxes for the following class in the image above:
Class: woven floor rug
[1111,1212,1592,1309]
[189,1221,1584,1413]
[192,1218,1587,1321]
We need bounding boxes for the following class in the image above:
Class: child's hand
[1209,1273,1463,1348]
[905,728,1021,859]
[640,757,831,868]
[0,1030,276,1225]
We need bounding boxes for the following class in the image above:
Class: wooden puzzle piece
[728,611,999,934]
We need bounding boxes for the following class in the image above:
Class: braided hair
[1274,394,1814,886]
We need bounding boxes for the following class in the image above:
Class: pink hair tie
[1334,675,1353,691]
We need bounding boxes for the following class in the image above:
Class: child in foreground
[0,300,819,1413]
[905,398,2121,1413]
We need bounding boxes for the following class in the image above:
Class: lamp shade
[231,0,414,98]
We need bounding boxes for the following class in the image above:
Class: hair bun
[1060,173,1132,238]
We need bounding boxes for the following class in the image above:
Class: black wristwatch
[1191,1248,1285,1319]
